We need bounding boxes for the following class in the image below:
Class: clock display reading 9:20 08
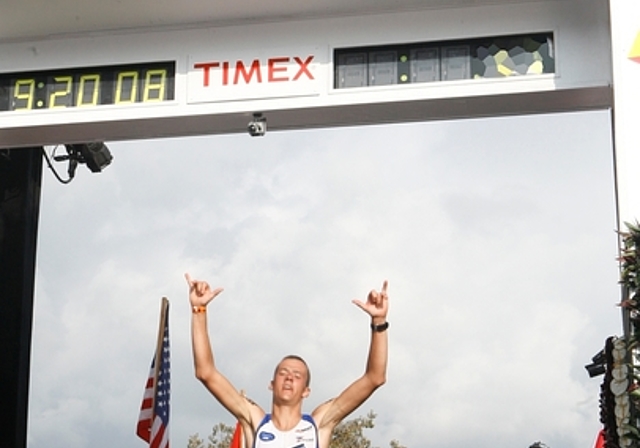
[0,61,175,111]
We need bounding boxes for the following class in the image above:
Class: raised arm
[186,273,263,427]
[312,280,389,437]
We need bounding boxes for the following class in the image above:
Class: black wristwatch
[371,321,389,332]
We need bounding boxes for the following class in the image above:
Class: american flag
[137,298,170,448]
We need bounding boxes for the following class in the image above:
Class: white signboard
[187,48,321,103]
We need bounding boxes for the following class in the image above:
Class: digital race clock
[0,61,175,111]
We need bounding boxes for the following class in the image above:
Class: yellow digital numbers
[115,71,139,104]
[12,79,36,110]
[49,76,73,108]
[77,74,101,107]
[143,69,167,102]
[2,62,174,111]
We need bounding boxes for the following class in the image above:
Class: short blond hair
[274,355,311,387]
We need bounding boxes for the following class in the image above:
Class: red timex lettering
[193,62,220,87]
[234,59,262,84]
[193,55,315,87]
[293,56,314,81]
[222,61,230,85]
[268,57,290,82]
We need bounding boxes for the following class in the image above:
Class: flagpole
[151,297,169,411]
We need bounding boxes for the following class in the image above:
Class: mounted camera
[247,113,267,137]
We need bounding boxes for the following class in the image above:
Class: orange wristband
[192,305,207,314]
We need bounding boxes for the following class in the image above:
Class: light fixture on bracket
[584,348,606,378]
[247,113,267,137]
[42,142,113,184]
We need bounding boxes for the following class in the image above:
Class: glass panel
[369,50,397,86]
[333,33,554,89]
[337,52,368,88]
[441,45,470,81]
[410,48,440,83]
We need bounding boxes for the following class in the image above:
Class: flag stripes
[137,298,170,448]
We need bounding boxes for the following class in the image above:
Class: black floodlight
[46,142,113,183]
[53,142,113,180]
[66,142,113,173]
[584,349,606,378]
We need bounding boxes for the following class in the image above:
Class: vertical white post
[610,0,640,228]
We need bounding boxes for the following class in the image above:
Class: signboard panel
[188,49,321,103]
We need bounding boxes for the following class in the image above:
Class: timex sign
[187,54,320,103]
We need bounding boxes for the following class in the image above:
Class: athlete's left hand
[352,280,389,321]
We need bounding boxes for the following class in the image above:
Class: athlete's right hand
[185,273,224,308]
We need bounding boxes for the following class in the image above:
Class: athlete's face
[270,358,310,403]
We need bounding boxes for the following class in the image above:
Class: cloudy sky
[28,109,621,448]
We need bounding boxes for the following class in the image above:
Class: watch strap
[371,321,389,332]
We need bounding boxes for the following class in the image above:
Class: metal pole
[0,147,43,448]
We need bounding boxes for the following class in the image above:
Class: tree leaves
[187,411,405,448]
[188,422,235,448]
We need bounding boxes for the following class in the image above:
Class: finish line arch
[0,0,611,145]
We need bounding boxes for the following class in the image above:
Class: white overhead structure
[0,0,559,42]
[0,0,611,148]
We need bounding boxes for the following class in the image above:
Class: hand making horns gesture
[185,273,224,308]
[352,280,389,320]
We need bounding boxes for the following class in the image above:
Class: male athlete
[186,273,389,448]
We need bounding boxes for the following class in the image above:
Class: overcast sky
[28,109,621,448]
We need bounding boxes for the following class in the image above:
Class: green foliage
[330,411,376,448]
[208,423,236,448]
[188,422,235,448]
[187,433,204,448]
[187,411,405,448]
[611,221,640,448]
[389,440,406,448]
[620,221,640,297]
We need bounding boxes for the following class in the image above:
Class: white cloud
[30,110,619,448]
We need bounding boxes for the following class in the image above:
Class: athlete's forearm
[191,309,218,381]
[364,319,388,387]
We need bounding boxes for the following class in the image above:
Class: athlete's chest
[255,418,317,448]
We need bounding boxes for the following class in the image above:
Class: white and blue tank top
[253,414,319,448]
